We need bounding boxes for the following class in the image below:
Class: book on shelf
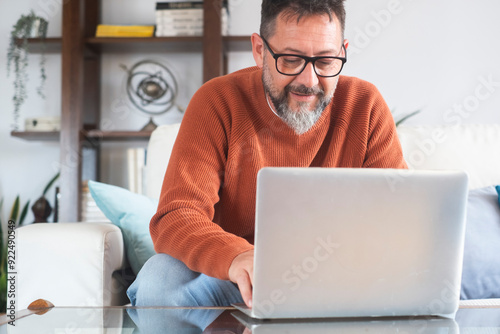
[81,181,111,223]
[155,0,228,10]
[96,24,155,37]
[156,1,204,10]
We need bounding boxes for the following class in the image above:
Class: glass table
[1,304,499,333]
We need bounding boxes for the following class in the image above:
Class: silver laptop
[233,167,468,319]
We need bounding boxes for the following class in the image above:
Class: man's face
[254,13,346,134]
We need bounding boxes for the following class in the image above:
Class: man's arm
[150,80,254,281]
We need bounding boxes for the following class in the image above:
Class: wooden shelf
[19,35,252,53]
[11,130,152,142]
[15,38,62,53]
[84,130,152,141]
[11,131,59,141]
[86,36,203,53]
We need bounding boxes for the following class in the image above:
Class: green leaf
[19,200,30,226]
[42,172,60,196]
[0,272,7,313]
[9,196,20,222]
[0,197,3,226]
[0,198,4,267]
[395,109,421,127]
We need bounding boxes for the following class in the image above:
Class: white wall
[1,0,499,224]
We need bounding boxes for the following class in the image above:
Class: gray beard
[262,65,333,135]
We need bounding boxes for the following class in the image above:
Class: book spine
[155,8,203,17]
[156,16,204,24]
[96,25,155,37]
[155,28,202,37]
[156,2,204,10]
[158,22,204,29]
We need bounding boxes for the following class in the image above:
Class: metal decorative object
[120,59,181,131]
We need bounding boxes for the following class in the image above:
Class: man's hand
[228,250,254,308]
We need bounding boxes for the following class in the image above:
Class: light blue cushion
[496,185,500,206]
[88,180,157,275]
[460,185,500,299]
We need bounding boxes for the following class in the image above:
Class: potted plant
[0,197,29,314]
[6,10,49,131]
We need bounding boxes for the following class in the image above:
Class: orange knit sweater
[150,67,407,280]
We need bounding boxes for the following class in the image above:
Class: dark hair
[260,0,346,40]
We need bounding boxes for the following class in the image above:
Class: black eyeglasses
[261,36,347,78]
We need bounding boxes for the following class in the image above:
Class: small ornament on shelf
[120,59,184,131]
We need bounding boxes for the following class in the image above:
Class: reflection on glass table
[0,305,500,333]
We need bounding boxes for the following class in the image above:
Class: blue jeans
[127,253,244,307]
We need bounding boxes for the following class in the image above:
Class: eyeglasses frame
[261,36,347,78]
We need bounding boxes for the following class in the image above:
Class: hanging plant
[6,10,48,131]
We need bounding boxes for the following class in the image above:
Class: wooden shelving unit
[11,0,252,222]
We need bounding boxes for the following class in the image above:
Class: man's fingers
[237,272,253,308]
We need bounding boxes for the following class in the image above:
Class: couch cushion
[146,123,181,200]
[461,185,500,299]
[88,180,157,275]
[17,223,126,309]
[397,124,500,189]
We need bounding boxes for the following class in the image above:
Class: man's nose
[293,61,319,88]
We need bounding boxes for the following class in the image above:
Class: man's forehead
[275,11,341,37]
[271,12,343,53]
[278,8,335,26]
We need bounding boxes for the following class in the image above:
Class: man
[127,0,407,309]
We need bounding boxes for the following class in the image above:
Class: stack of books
[81,181,111,223]
[96,24,155,37]
[155,0,229,37]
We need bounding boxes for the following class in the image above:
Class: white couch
[15,123,500,310]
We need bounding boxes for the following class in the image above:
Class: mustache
[285,84,324,96]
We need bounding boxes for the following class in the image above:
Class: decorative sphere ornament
[120,60,183,131]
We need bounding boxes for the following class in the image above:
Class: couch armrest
[15,223,129,310]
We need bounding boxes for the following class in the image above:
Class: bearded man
[127,0,407,309]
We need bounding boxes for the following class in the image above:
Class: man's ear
[251,33,265,68]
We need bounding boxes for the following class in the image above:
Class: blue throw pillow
[460,185,500,299]
[88,180,158,275]
[496,185,500,207]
